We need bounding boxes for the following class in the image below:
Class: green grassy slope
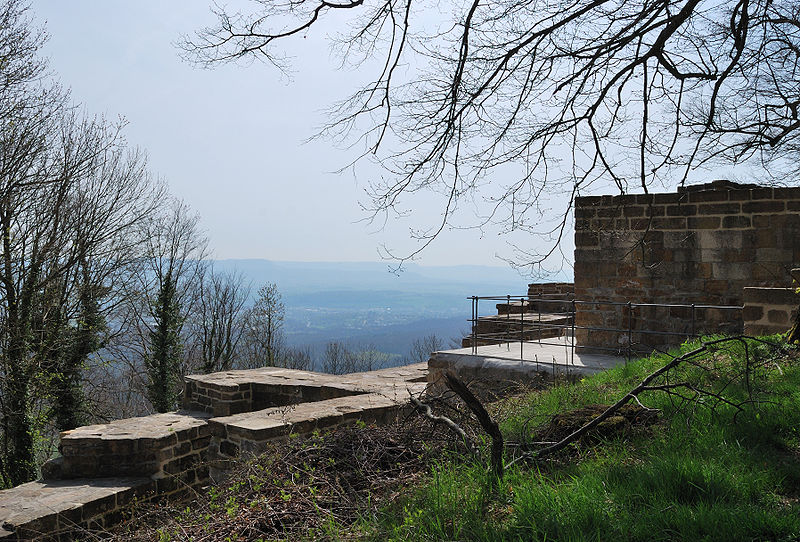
[360,337,800,541]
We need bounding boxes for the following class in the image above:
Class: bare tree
[279,346,313,371]
[186,0,800,270]
[186,267,250,374]
[128,200,208,413]
[240,282,285,367]
[0,0,162,484]
[321,341,392,374]
[407,334,444,364]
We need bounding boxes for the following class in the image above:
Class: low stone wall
[0,477,156,541]
[743,287,799,336]
[463,313,571,347]
[0,364,428,540]
[183,368,368,416]
[52,411,212,486]
[206,393,412,481]
[527,282,575,297]
[428,355,552,397]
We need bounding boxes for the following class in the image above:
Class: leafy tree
[145,274,183,413]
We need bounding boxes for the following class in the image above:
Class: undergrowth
[108,336,800,541]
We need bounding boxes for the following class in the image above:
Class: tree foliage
[0,0,163,485]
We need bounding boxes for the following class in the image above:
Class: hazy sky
[33,1,574,271]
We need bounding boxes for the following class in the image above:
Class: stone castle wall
[574,181,800,350]
[743,287,799,337]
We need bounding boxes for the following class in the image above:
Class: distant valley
[214,260,567,364]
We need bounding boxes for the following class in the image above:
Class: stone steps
[463,312,573,347]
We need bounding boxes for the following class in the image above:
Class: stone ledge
[57,411,212,479]
[208,392,412,443]
[0,477,153,540]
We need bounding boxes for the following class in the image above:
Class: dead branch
[410,395,477,455]
[533,336,770,459]
[444,372,504,482]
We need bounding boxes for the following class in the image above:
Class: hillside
[108,337,800,541]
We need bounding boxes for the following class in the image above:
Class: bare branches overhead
[186,0,800,266]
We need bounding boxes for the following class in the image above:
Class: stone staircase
[0,363,427,540]
[463,283,575,347]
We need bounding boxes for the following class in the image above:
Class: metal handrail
[467,294,743,363]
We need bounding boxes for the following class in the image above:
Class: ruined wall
[743,287,799,336]
[574,181,800,350]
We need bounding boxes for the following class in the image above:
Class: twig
[409,395,477,455]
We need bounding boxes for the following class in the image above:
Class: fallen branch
[444,372,504,482]
[533,336,761,459]
[410,395,477,455]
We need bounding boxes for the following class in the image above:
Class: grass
[109,336,800,541]
[350,336,800,541]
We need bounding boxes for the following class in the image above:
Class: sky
[32,1,574,272]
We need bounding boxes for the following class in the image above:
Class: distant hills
[213,259,570,361]
[213,259,544,297]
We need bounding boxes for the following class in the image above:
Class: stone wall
[574,181,799,350]
[183,378,358,417]
[527,282,575,297]
[743,287,799,336]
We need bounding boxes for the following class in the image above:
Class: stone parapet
[53,411,212,483]
[0,477,154,540]
[574,181,799,349]
[206,392,415,480]
[743,287,799,336]
[1,363,429,539]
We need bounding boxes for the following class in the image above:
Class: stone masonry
[743,286,800,336]
[574,180,800,350]
[0,363,427,540]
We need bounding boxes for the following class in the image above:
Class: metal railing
[468,294,743,365]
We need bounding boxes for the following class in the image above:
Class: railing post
[570,299,576,366]
[626,301,632,367]
[538,292,542,345]
[471,296,477,355]
[506,294,511,351]
[520,297,524,360]
[691,303,696,339]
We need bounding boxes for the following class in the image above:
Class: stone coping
[430,338,624,377]
[0,477,153,539]
[208,391,418,442]
[61,410,212,443]
[186,363,428,394]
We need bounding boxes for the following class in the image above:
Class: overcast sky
[33,1,574,272]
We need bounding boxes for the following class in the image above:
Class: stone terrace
[0,363,427,540]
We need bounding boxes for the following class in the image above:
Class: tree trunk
[5,362,36,486]
[788,304,800,344]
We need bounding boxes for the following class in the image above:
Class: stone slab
[209,392,413,442]
[61,411,212,444]
[0,477,153,538]
[186,363,428,395]
[429,336,624,378]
